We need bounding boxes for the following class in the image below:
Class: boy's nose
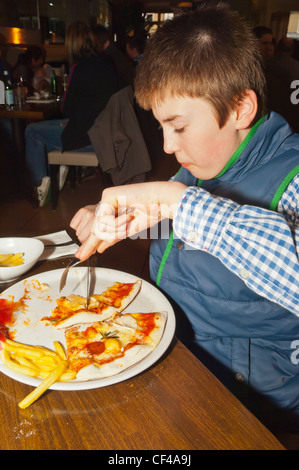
[163,135,180,155]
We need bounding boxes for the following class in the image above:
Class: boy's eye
[175,127,185,134]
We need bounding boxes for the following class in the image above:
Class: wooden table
[0,101,61,121]
[0,255,284,451]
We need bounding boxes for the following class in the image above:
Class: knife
[86,257,90,308]
[81,207,135,304]
[44,240,77,247]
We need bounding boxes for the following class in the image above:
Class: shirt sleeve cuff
[173,186,239,253]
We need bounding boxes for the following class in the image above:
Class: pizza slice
[42,280,142,329]
[64,310,167,381]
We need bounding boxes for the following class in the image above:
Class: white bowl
[0,238,44,283]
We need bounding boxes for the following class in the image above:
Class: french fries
[1,349,39,377]
[0,253,24,267]
[18,361,68,409]
[53,340,67,360]
[0,338,76,408]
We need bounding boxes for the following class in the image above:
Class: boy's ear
[235,89,258,129]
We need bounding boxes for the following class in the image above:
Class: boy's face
[152,95,245,180]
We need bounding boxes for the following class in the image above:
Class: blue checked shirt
[173,175,299,316]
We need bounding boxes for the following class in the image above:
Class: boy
[71,2,299,427]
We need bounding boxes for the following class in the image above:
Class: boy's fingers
[75,233,101,261]
[75,207,137,260]
[96,239,118,253]
[70,210,82,229]
[93,213,134,239]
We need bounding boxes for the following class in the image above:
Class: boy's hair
[135,1,266,128]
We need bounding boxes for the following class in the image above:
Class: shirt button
[177,242,184,250]
[240,268,250,279]
[235,372,245,383]
[188,231,197,242]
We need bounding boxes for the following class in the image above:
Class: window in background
[0,0,110,43]
[287,11,299,39]
[145,11,174,36]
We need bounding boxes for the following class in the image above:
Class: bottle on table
[14,75,26,107]
[62,73,68,93]
[3,70,14,109]
[51,69,57,96]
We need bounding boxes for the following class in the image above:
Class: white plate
[0,268,175,390]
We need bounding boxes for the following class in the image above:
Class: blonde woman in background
[24,21,121,207]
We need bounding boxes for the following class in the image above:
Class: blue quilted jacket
[150,113,299,415]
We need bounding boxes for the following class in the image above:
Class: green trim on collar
[215,115,267,179]
[270,165,299,211]
[156,231,174,287]
[156,179,202,287]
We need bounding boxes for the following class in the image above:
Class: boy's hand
[74,181,186,261]
[70,204,98,243]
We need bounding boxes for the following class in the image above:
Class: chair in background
[88,86,152,187]
[47,149,98,210]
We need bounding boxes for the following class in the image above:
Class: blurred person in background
[12,45,51,96]
[92,24,135,86]
[125,36,146,65]
[32,62,52,93]
[24,21,121,207]
[253,26,275,61]
[92,25,164,168]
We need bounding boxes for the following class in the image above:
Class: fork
[59,257,84,291]
[59,207,135,292]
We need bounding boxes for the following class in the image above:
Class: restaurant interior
[0,0,298,451]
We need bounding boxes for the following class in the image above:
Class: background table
[0,101,61,121]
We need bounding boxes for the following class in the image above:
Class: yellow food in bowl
[0,253,24,267]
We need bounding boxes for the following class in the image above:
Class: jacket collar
[214,112,293,182]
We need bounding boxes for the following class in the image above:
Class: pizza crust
[76,344,153,381]
[65,311,167,381]
[54,307,118,329]
[51,280,142,329]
